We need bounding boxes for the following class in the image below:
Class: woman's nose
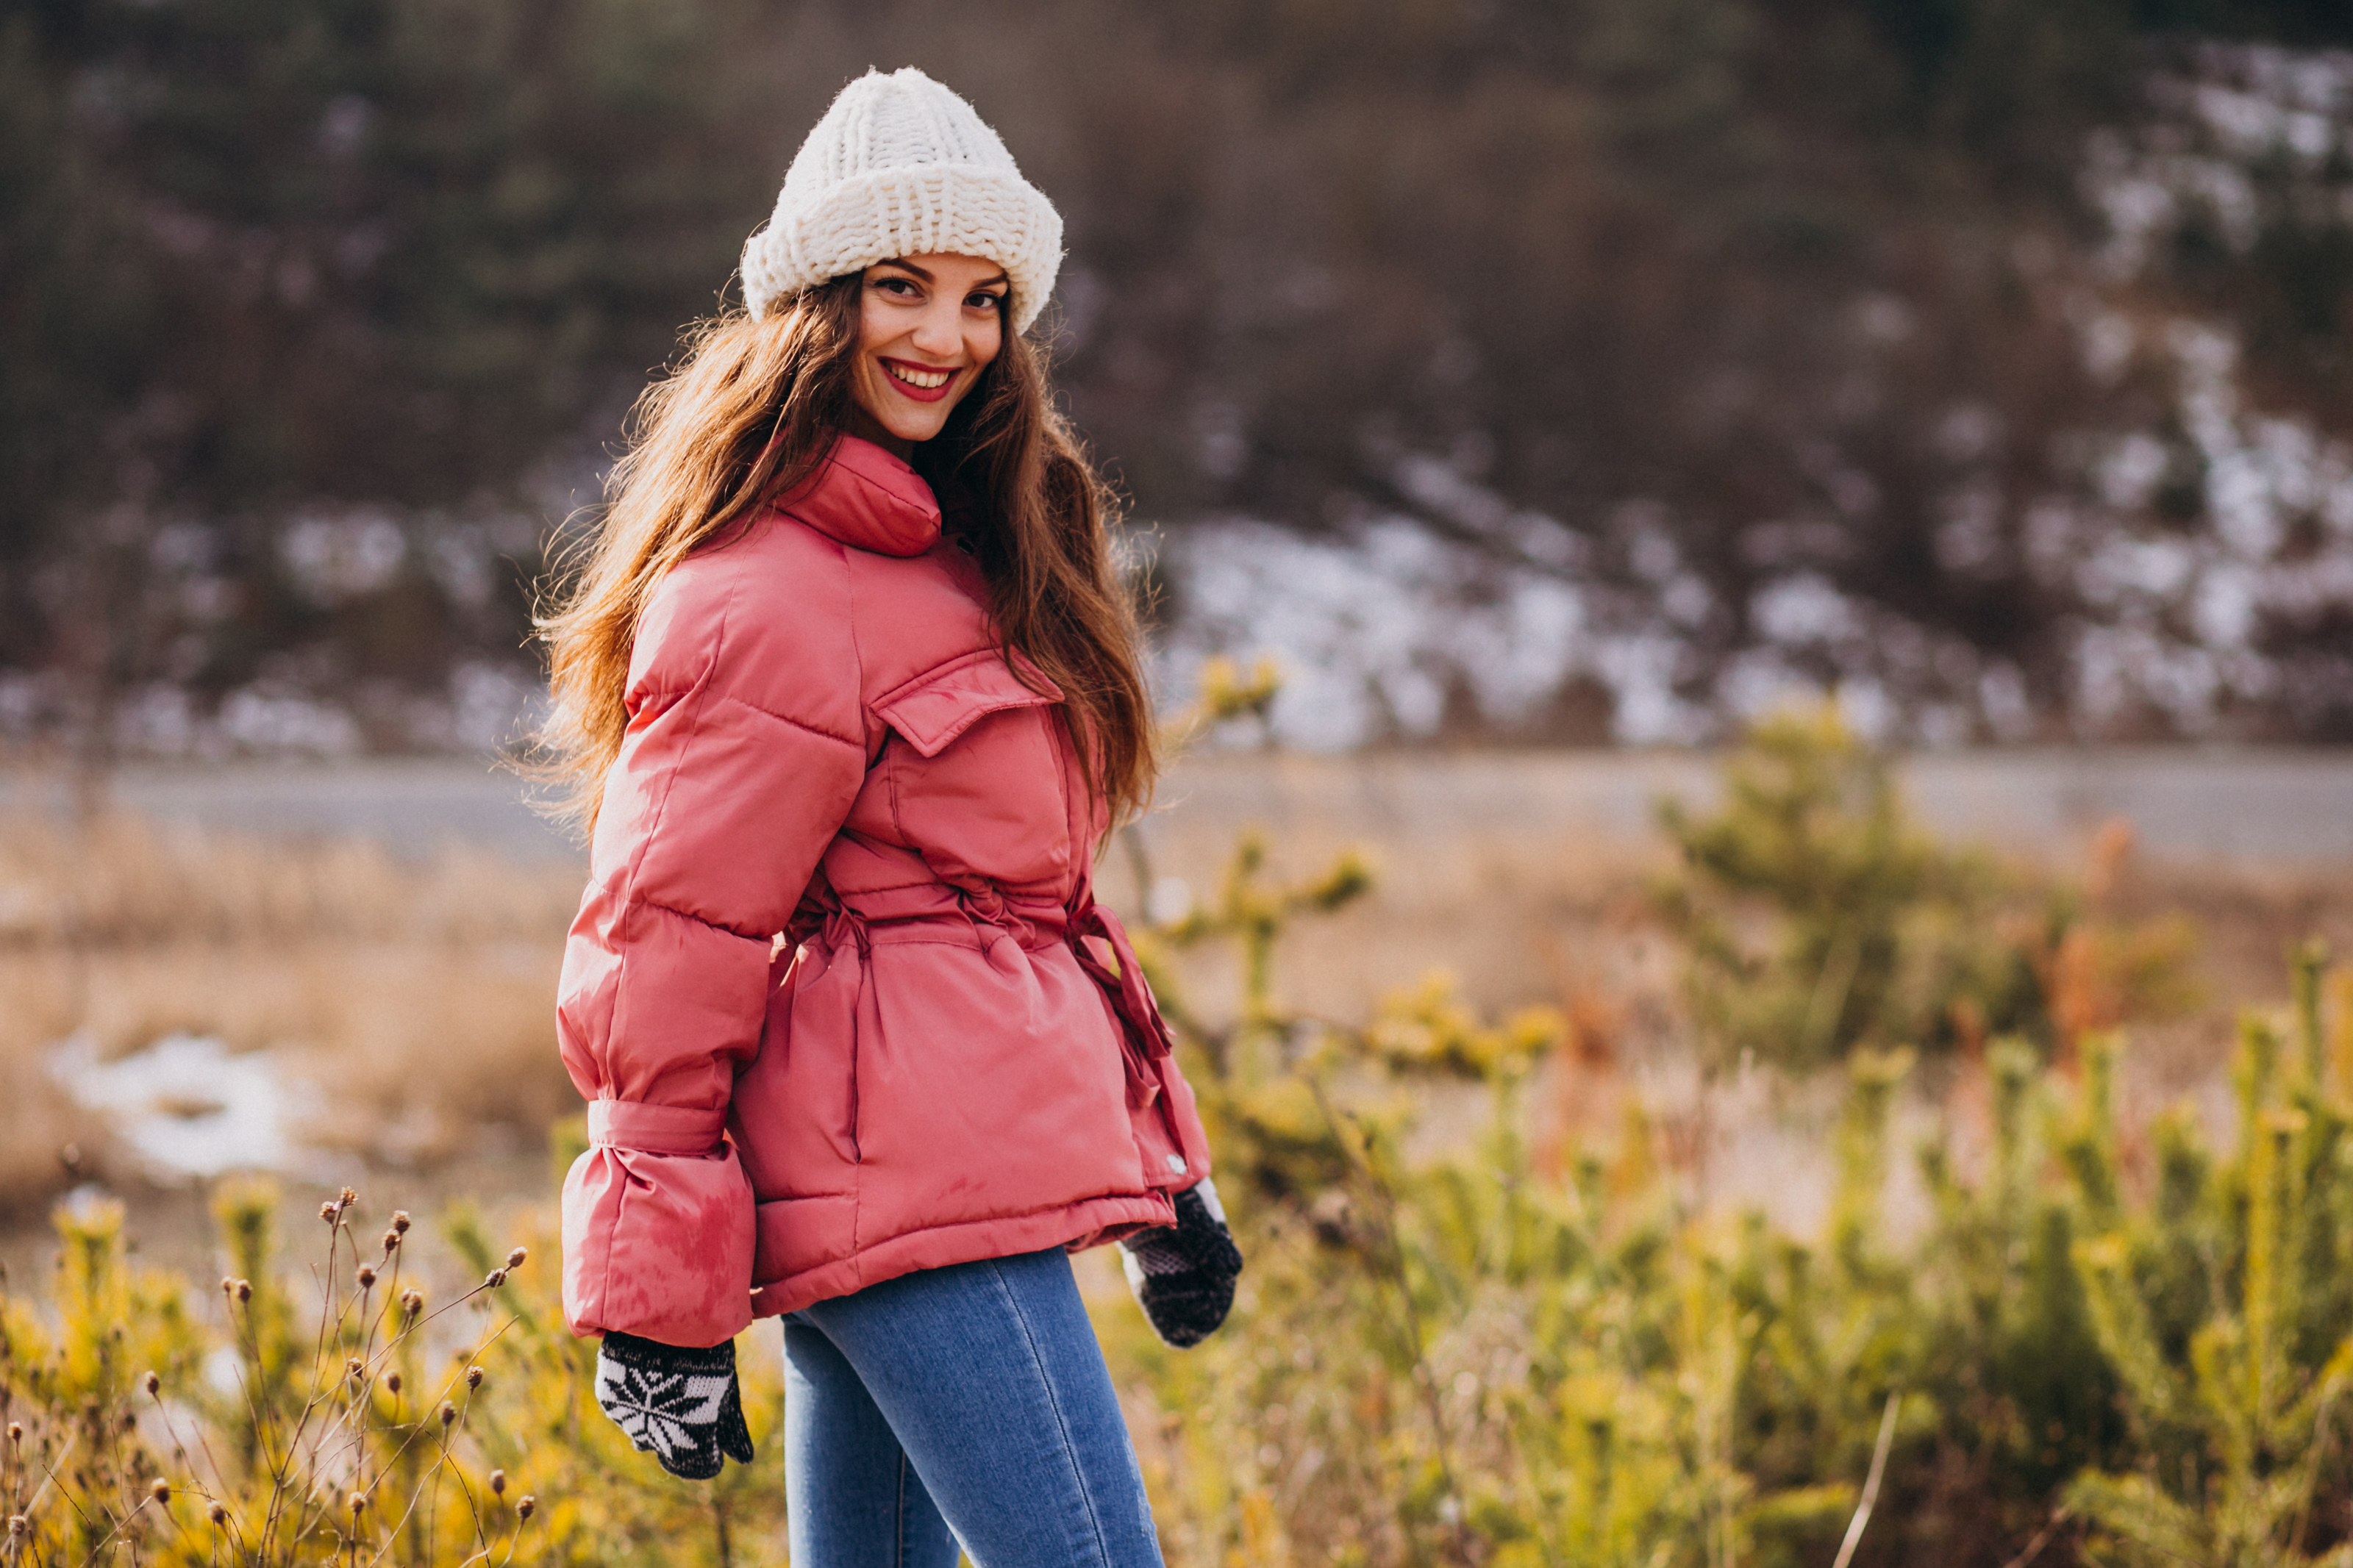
[910,299,964,357]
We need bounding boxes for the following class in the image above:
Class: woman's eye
[876,277,918,297]
[970,293,1005,311]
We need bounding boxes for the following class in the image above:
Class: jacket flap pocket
[871,648,1063,759]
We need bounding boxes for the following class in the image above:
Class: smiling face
[843,253,1009,459]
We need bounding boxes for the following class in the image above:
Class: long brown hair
[535,276,1156,837]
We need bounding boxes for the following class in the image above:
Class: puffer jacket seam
[711,691,862,751]
[813,1188,1168,1240]
[595,555,749,1320]
[835,539,868,743]
[873,611,913,841]
[885,723,908,844]
[1048,703,1082,873]
[630,893,785,948]
[834,536,870,1274]
[832,876,938,895]
[744,1188,1168,1259]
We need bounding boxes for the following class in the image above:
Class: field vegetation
[1,714,2351,1564]
[0,812,578,1225]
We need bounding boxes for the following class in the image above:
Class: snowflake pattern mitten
[594,1331,756,1480]
[1119,1177,1243,1348]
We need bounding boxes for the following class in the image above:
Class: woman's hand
[1118,1177,1243,1347]
[594,1331,757,1479]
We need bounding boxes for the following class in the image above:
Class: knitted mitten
[594,1331,756,1480]
[1118,1178,1243,1348]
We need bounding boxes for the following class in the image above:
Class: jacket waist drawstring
[1065,890,1176,1090]
[795,879,1178,1123]
[818,901,871,959]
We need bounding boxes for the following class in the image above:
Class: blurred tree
[0,0,793,766]
[1,0,2349,758]
[1654,703,2201,1066]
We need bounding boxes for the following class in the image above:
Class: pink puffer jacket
[556,434,1210,1347]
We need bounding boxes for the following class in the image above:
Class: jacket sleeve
[556,537,866,1344]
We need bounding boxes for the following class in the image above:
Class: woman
[537,68,1240,1568]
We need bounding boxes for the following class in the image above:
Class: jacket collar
[776,434,942,557]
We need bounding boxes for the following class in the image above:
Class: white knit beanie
[740,68,1063,334]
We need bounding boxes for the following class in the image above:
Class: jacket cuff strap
[587,1100,727,1157]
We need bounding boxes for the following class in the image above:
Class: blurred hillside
[4,0,2352,759]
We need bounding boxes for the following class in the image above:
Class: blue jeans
[783,1246,1163,1568]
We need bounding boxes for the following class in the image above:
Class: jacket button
[1165,1153,1188,1174]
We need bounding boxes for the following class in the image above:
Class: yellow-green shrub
[0,1184,785,1567]
[1113,812,2353,1568]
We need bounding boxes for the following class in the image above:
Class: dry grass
[1123,756,1677,1048]
[6,752,2349,1239]
[1138,754,2353,1034]
[0,809,580,1219]
[1122,751,2353,1237]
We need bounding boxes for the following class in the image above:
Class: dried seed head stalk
[390,1211,410,1235]
[505,1247,527,1270]
[234,1279,252,1303]
[489,1469,506,1497]
[140,1372,159,1397]
[354,1265,376,1289]
[464,1366,484,1391]
[438,1402,457,1429]
[399,1289,424,1318]
[516,1496,535,1522]
[149,1479,170,1505]
[384,1372,402,1395]
[207,1501,228,1526]
[483,1269,507,1289]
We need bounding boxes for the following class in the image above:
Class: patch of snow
[48,1032,316,1179]
[217,687,362,756]
[281,509,407,604]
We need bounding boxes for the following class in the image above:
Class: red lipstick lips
[879,357,960,404]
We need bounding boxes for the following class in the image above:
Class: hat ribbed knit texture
[741,68,1063,334]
